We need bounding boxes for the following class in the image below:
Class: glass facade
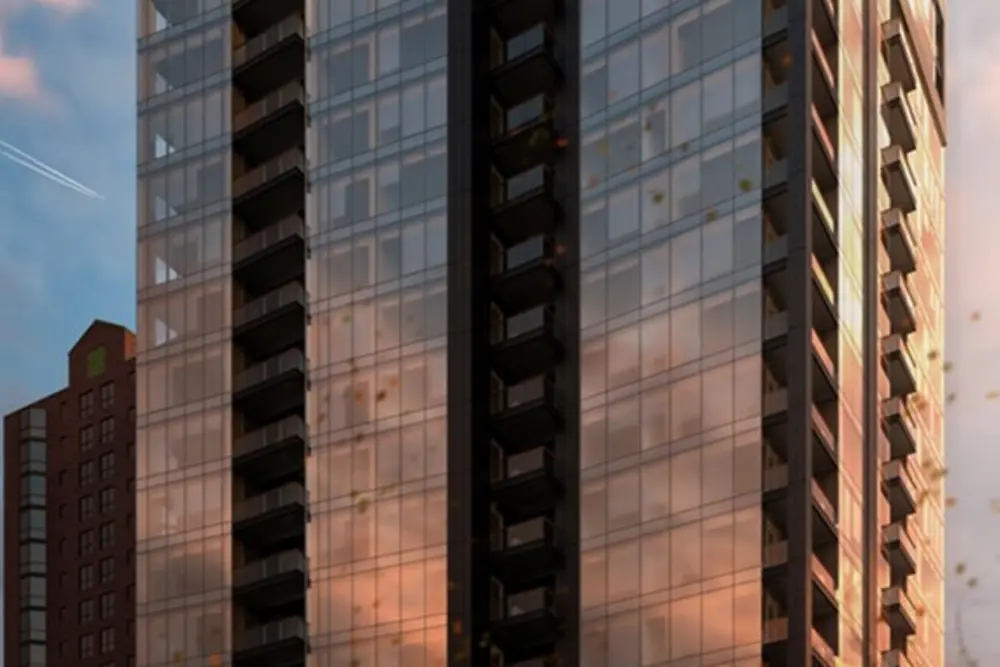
[136,1,235,665]
[577,2,764,665]
[305,0,449,664]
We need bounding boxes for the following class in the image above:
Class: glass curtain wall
[136,1,235,665]
[305,0,449,665]
[576,2,765,666]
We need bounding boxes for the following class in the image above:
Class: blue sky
[0,0,999,664]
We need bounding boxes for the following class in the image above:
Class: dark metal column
[785,0,816,663]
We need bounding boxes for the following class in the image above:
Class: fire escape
[880,12,923,666]
[229,0,308,665]
[760,0,843,664]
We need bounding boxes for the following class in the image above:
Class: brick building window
[99,556,114,584]
[79,495,94,521]
[100,627,115,654]
[99,592,115,619]
[99,523,115,551]
[80,634,94,659]
[80,425,94,452]
[99,452,115,479]
[80,460,95,487]
[80,564,94,592]
[99,382,114,409]
[99,487,116,514]
[100,417,115,444]
[78,529,95,555]
[79,391,94,418]
[79,599,94,624]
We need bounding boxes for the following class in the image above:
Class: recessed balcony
[233,282,307,359]
[763,4,788,49]
[492,116,558,177]
[234,549,307,611]
[882,271,917,335]
[883,647,915,667]
[883,460,919,520]
[882,585,918,635]
[883,521,918,576]
[491,236,561,315]
[763,618,839,666]
[233,617,307,667]
[232,0,298,35]
[881,209,917,274]
[492,446,563,523]
[493,167,560,246]
[492,306,562,386]
[233,349,307,422]
[491,517,562,592]
[492,27,561,108]
[233,214,306,292]
[883,19,918,92]
[763,83,789,123]
[233,149,306,226]
[764,157,789,195]
[811,105,837,189]
[233,415,307,486]
[881,146,918,214]
[233,482,307,547]
[234,82,306,164]
[233,15,306,99]
[492,0,559,39]
[490,587,559,663]
[881,334,918,398]
[882,396,918,459]
[491,376,563,452]
[882,82,917,152]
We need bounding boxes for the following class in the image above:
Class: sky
[0,0,998,664]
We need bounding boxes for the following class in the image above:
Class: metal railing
[233,15,304,69]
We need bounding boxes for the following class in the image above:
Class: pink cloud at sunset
[0,0,89,101]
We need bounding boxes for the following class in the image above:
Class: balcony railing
[234,616,307,653]
[233,482,306,523]
[235,82,305,133]
[234,549,307,588]
[234,214,305,264]
[233,149,305,199]
[233,15,305,69]
[234,282,306,329]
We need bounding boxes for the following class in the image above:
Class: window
[79,391,94,418]
[99,452,115,479]
[99,593,115,619]
[99,382,114,409]
[100,627,115,654]
[80,565,94,591]
[100,417,115,445]
[99,557,114,583]
[79,599,95,624]
[99,487,116,514]
[99,524,115,551]
[80,425,95,452]
[80,634,95,659]
[80,461,95,487]
[79,529,95,555]
[87,346,108,378]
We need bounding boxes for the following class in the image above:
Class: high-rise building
[3,320,137,667]
[135,0,945,665]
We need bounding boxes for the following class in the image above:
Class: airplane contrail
[0,139,103,200]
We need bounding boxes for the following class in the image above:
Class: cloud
[0,0,88,102]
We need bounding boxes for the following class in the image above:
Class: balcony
[811,405,838,473]
[882,82,917,152]
[233,617,307,667]
[764,158,789,195]
[492,447,563,522]
[491,587,559,662]
[811,554,838,612]
[234,82,306,163]
[763,463,789,495]
[233,149,306,225]
[492,306,562,385]
[811,105,837,188]
[232,0,298,35]
[491,376,563,451]
[881,209,917,274]
[763,540,789,570]
[233,415,307,486]
[234,549,307,610]
[493,116,558,177]
[492,236,561,315]
[811,180,837,258]
[883,521,917,575]
[882,271,917,335]
[491,518,562,592]
[233,349,307,422]
[233,214,306,291]
[811,32,837,117]
[811,479,838,540]
[233,482,307,547]
[811,329,837,401]
[493,167,560,246]
[881,335,918,398]
[492,0,559,39]
[883,460,918,520]
[492,27,561,108]
[811,256,837,327]
[883,19,917,91]
[233,15,306,99]
[881,146,918,214]
[763,235,789,274]
[764,388,789,421]
[763,310,788,348]
[883,647,915,667]
[813,0,836,47]
[763,83,789,123]
[882,397,918,459]
[762,617,838,666]
[763,4,788,49]
[234,283,307,359]
[811,627,837,667]
[882,586,918,635]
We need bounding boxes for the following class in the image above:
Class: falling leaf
[555,244,567,255]
[452,620,463,636]
[354,390,365,401]
[943,361,954,372]
[781,53,793,67]
[706,208,718,222]
[946,393,957,404]
[643,120,653,131]
[350,489,361,499]
[971,311,982,321]
[956,562,967,575]
[587,174,600,188]
[342,313,353,323]
[650,190,665,204]
[391,635,402,646]
[477,632,491,648]
[968,577,979,589]
[554,136,569,148]
[914,604,926,617]
[376,390,387,401]
[596,141,609,157]
[354,431,366,441]
[356,497,371,513]
[927,349,939,361]
[990,498,1000,514]
[987,390,1000,400]
[608,90,619,101]
[945,496,957,508]
[739,178,753,193]
[389,377,399,387]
